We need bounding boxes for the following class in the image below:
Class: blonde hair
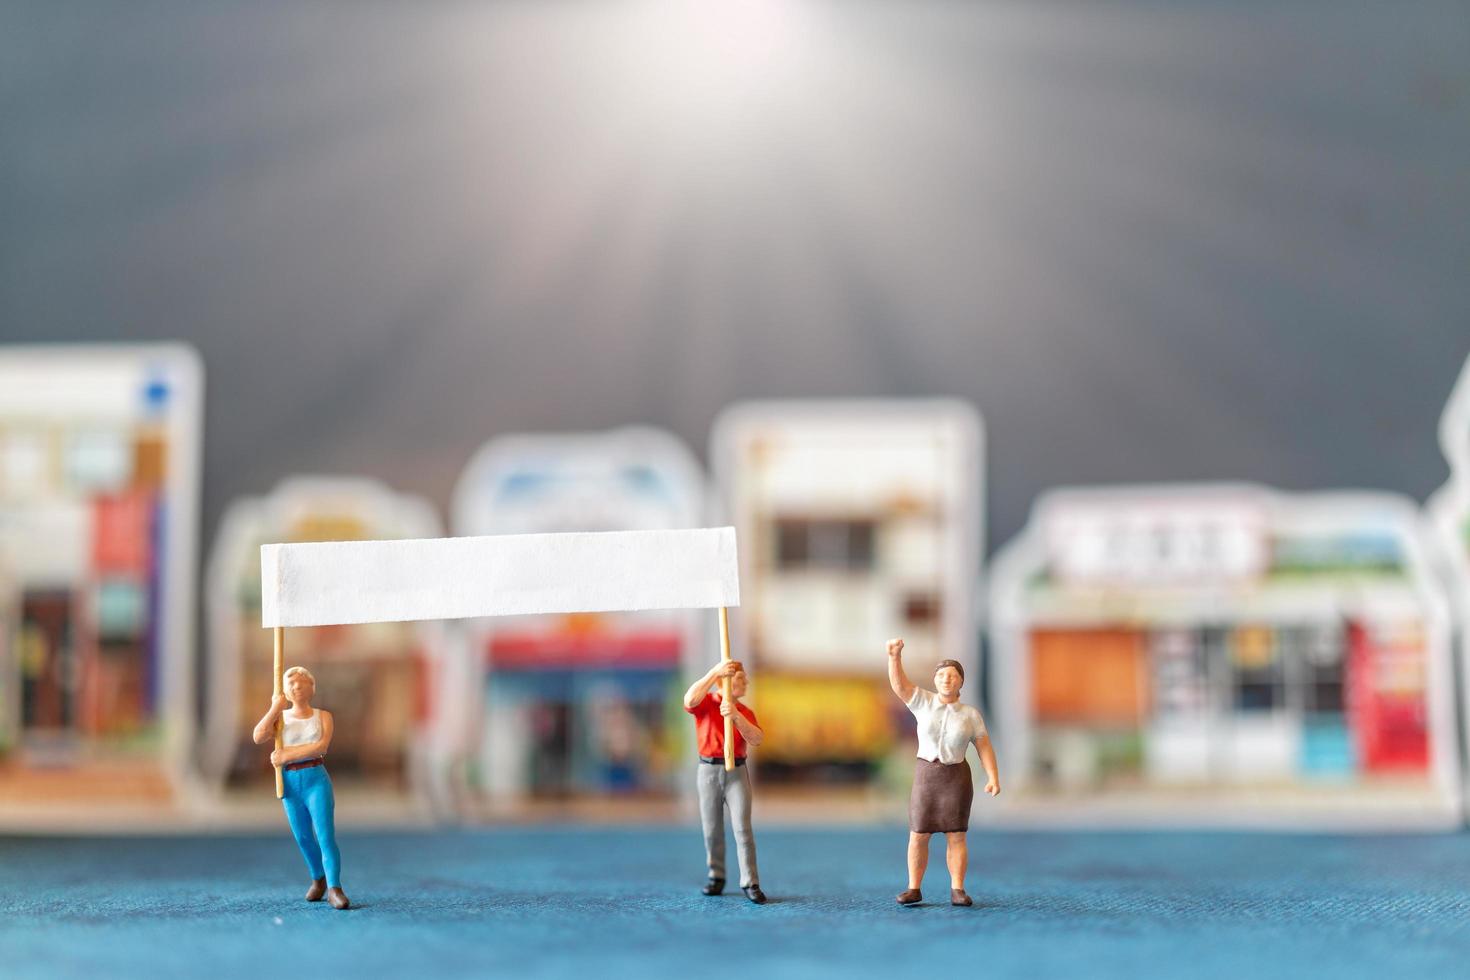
[283,666,315,685]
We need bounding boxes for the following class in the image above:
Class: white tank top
[281,710,323,748]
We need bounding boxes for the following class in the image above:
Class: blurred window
[903,593,940,625]
[1149,629,1209,719]
[774,519,875,570]
[1231,626,1283,713]
[1287,625,1346,715]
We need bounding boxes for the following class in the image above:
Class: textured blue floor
[3,826,1470,979]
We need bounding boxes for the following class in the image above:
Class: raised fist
[886,638,905,658]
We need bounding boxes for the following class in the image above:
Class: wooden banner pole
[719,607,734,772]
[273,626,285,799]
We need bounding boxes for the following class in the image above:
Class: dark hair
[934,659,965,682]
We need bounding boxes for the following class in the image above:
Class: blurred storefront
[710,400,983,792]
[203,477,445,804]
[989,484,1459,827]
[451,428,705,808]
[0,345,203,806]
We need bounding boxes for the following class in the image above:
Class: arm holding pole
[722,700,763,748]
[251,695,288,745]
[684,659,739,710]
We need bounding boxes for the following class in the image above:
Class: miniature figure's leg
[944,831,967,889]
[697,764,726,882]
[907,832,931,890]
[726,766,759,888]
[302,768,342,889]
[281,773,325,881]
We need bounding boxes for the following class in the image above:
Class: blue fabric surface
[3,827,1469,979]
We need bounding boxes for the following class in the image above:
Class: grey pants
[697,762,759,887]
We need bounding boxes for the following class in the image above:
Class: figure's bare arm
[316,710,335,755]
[252,695,288,745]
[886,638,915,703]
[977,734,1000,797]
[683,661,739,709]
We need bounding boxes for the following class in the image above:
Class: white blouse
[906,688,988,765]
[281,710,323,748]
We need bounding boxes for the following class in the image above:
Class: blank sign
[261,527,739,628]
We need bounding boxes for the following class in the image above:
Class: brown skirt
[908,758,973,834]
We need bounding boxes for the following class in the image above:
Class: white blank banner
[261,527,739,628]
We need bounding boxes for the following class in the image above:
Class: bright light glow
[433,0,992,322]
[613,0,813,115]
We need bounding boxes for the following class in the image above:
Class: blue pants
[281,765,342,889]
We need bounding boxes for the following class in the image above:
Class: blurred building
[203,477,445,802]
[451,428,705,806]
[1428,353,1470,815]
[710,400,983,791]
[0,345,203,805]
[989,484,1459,827]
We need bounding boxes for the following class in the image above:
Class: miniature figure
[683,658,767,904]
[886,637,999,907]
[252,666,349,910]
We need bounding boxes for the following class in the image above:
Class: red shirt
[686,693,759,759]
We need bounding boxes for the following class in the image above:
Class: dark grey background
[3,0,1468,555]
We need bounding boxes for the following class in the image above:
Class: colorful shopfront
[989,485,1458,825]
[0,346,202,805]
[711,400,983,789]
[452,428,706,803]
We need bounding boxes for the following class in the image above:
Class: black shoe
[742,885,767,905]
[702,877,725,896]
